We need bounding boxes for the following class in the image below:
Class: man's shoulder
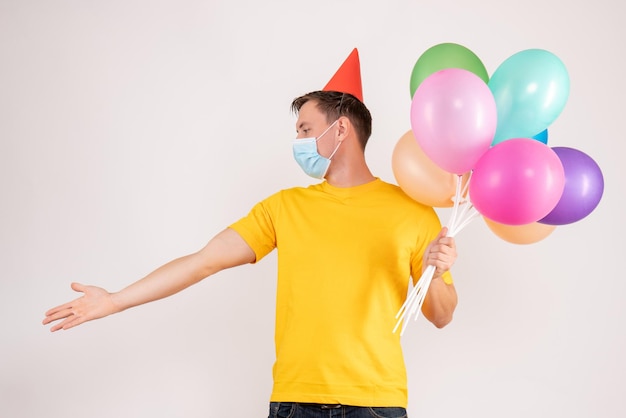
[257,183,323,203]
[376,180,440,214]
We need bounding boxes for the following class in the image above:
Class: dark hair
[291,91,372,150]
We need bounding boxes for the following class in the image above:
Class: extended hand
[43,282,119,332]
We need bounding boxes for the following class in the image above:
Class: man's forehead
[300,100,320,113]
[295,101,323,126]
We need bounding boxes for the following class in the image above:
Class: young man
[43,49,458,418]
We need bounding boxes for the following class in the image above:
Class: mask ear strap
[328,140,342,160]
[316,119,338,141]
[328,94,346,158]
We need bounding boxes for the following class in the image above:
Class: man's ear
[336,116,351,142]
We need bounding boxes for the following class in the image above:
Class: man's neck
[325,165,376,188]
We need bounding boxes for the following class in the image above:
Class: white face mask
[292,120,341,179]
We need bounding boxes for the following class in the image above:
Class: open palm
[43,283,118,332]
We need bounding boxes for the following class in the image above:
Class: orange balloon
[392,130,468,207]
[483,217,557,245]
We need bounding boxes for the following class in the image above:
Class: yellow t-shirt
[229,178,451,408]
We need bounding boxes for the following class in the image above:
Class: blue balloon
[532,129,548,144]
[489,49,569,145]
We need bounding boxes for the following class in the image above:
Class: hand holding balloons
[395,44,604,336]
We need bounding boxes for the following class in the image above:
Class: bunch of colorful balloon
[392,43,604,335]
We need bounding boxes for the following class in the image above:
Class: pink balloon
[410,68,497,175]
[469,138,565,225]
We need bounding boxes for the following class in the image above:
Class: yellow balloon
[392,130,468,207]
[483,217,557,245]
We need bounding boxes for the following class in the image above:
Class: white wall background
[1,1,623,417]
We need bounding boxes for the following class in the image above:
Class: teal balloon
[532,129,548,144]
[489,49,569,145]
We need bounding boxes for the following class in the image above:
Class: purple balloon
[539,147,604,225]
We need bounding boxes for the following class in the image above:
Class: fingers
[427,251,455,270]
[437,237,456,253]
[44,302,72,318]
[42,282,87,330]
[44,285,83,317]
[71,282,86,292]
[45,306,87,332]
[43,305,74,324]
[429,237,457,258]
[44,305,86,331]
[49,314,82,332]
[43,307,73,332]
[425,232,458,274]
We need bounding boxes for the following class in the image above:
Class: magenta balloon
[469,138,565,225]
[539,147,604,225]
[410,68,497,175]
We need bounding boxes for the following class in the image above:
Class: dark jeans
[268,402,407,418]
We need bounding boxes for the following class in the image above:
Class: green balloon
[410,43,489,98]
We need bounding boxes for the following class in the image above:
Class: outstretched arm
[43,227,255,332]
[421,227,458,328]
